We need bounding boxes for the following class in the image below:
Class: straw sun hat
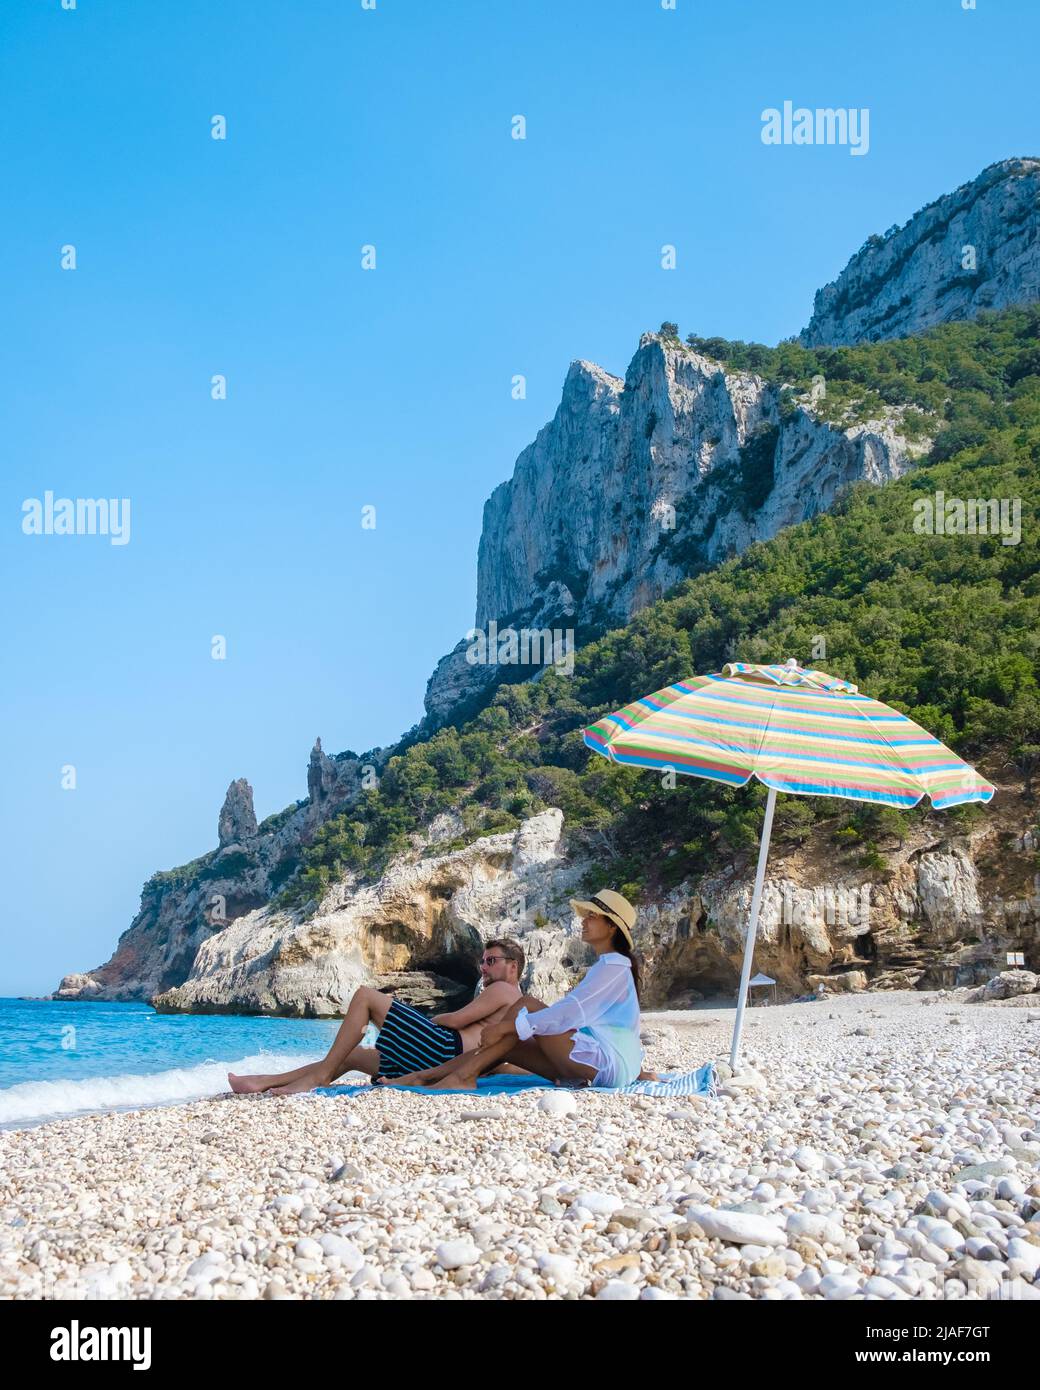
[569,889,637,949]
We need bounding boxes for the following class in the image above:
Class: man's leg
[268,988,393,1093]
[329,1046,379,1081]
[229,988,391,1094]
[426,997,597,1090]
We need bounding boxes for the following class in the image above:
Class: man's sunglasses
[480,954,509,966]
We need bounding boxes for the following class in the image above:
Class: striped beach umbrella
[584,659,995,1070]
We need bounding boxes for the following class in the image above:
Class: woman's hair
[610,928,641,1000]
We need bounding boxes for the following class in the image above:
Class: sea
[0,997,371,1130]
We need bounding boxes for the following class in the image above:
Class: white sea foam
[0,1051,323,1129]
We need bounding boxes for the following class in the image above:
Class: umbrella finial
[784,657,798,669]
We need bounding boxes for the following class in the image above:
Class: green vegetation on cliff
[285,308,1040,907]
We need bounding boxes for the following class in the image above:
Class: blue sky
[3,0,1037,994]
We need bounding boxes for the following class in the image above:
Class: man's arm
[434,981,519,1029]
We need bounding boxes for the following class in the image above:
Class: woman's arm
[514,958,630,1041]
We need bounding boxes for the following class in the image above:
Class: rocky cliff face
[53,740,387,1004]
[218,779,257,847]
[801,158,1040,347]
[424,337,924,723]
[147,798,1039,1016]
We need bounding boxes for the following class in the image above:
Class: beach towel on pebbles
[314,1063,718,1100]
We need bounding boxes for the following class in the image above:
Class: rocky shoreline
[54,797,1040,1018]
[3,992,1038,1301]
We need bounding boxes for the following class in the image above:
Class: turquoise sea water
[0,998,350,1129]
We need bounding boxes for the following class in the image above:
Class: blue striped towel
[314,1063,718,1100]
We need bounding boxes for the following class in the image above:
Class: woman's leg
[228,988,391,1094]
[426,997,597,1091]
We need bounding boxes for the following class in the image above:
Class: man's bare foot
[228,1073,272,1094]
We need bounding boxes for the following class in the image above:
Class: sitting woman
[381,890,644,1091]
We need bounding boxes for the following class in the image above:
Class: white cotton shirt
[513,951,642,1087]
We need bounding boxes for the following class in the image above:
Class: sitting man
[227,938,525,1095]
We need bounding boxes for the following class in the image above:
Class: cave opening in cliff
[425,951,480,990]
[857,931,877,961]
[644,935,739,1009]
[364,917,482,991]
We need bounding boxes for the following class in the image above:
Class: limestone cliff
[149,800,1040,1016]
[424,337,924,724]
[218,779,257,848]
[801,158,1040,347]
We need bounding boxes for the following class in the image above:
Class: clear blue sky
[3,0,1037,995]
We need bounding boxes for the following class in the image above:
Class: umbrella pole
[729,785,777,1074]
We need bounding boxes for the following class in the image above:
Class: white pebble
[435,1240,481,1270]
[538,1091,578,1117]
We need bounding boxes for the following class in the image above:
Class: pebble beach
[3,990,1039,1302]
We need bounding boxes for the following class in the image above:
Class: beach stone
[538,1091,578,1117]
[594,1253,641,1274]
[785,1212,841,1242]
[614,1207,652,1229]
[318,1235,363,1270]
[863,1275,901,1298]
[596,1279,640,1300]
[964,1238,1003,1260]
[537,1253,578,1285]
[954,1160,1016,1182]
[723,1068,767,1092]
[819,1273,862,1299]
[13,986,1040,1305]
[435,1240,480,1270]
[186,1253,230,1284]
[750,1255,787,1278]
[793,1146,824,1172]
[955,1257,1003,1294]
[570,1191,623,1217]
[997,1177,1026,1200]
[690,1208,787,1246]
[1007,1239,1040,1277]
